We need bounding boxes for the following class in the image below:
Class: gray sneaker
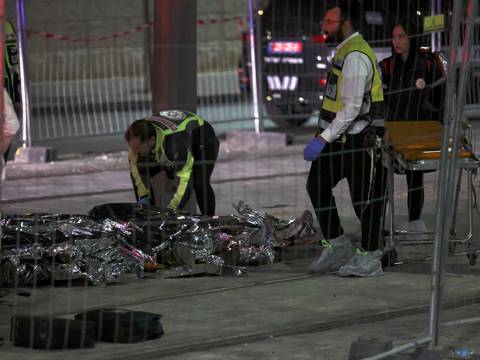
[308,235,354,274]
[339,249,384,277]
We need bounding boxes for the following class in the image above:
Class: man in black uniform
[125,110,219,216]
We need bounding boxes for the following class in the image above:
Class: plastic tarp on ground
[0,201,315,286]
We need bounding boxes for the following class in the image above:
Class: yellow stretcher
[383,121,480,265]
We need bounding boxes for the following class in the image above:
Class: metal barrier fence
[2,0,480,358]
[14,0,480,143]
[13,0,249,143]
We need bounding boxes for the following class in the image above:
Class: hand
[138,197,151,206]
[303,137,327,161]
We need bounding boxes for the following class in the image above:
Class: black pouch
[74,308,163,343]
[11,315,96,349]
[362,126,385,150]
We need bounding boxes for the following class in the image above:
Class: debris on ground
[0,201,315,286]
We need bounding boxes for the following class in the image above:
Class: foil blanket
[0,201,314,286]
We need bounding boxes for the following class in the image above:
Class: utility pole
[151,0,197,113]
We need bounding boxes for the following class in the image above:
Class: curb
[6,143,307,181]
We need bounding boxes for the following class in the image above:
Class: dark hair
[124,119,156,142]
[393,17,420,40]
[326,0,360,30]
[391,18,421,64]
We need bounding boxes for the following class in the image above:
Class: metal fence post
[429,0,477,347]
[254,3,264,132]
[0,0,4,140]
[248,0,263,133]
[0,0,4,252]
[16,0,31,148]
[430,0,442,52]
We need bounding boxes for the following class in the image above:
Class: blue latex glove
[303,137,327,161]
[138,197,151,206]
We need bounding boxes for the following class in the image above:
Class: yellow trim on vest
[128,147,150,198]
[167,151,194,210]
[322,35,383,114]
[177,113,205,131]
[134,112,206,208]
[152,125,169,165]
[151,113,205,164]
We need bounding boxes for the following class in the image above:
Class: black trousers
[306,130,387,251]
[190,123,219,216]
[405,170,424,221]
[3,144,11,162]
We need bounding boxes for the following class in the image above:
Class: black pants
[405,170,424,221]
[306,130,387,251]
[3,144,11,162]
[191,123,219,216]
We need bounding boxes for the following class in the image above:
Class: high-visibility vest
[320,34,384,126]
[146,110,205,165]
[129,110,206,209]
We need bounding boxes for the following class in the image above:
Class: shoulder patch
[159,110,187,121]
[415,78,426,89]
[146,115,178,131]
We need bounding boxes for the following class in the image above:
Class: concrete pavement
[1,258,479,359]
[1,133,480,359]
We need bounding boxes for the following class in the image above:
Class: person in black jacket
[379,20,447,237]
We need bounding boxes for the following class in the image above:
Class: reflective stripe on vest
[147,111,205,164]
[320,34,384,124]
[167,151,194,210]
[146,111,205,136]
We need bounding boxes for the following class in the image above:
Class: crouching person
[125,110,219,216]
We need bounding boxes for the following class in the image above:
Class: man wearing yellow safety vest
[303,0,387,274]
[125,110,219,216]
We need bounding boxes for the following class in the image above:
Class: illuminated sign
[264,57,303,64]
[424,14,445,32]
[267,41,303,55]
[267,76,299,91]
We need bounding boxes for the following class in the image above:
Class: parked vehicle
[238,0,327,127]
[238,0,444,127]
